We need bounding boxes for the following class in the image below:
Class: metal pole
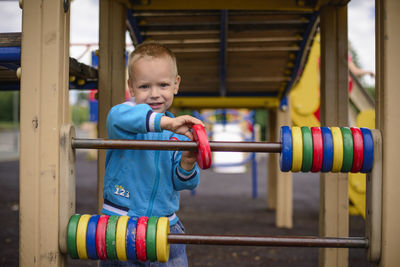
[71,138,282,153]
[167,234,368,248]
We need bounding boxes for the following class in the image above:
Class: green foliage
[254,109,268,141]
[71,105,89,126]
[0,91,19,122]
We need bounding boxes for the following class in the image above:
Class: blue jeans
[100,220,188,267]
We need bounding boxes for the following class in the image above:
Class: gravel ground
[0,152,372,267]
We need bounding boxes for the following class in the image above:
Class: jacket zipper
[146,148,161,216]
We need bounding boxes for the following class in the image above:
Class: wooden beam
[0,32,21,47]
[98,0,127,213]
[122,0,316,11]
[319,4,349,267]
[376,0,400,266]
[19,0,70,266]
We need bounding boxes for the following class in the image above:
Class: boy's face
[128,56,180,113]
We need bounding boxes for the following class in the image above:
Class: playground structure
[288,32,376,217]
[62,125,381,264]
[0,0,399,266]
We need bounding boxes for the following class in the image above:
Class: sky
[0,0,376,86]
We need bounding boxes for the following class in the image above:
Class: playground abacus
[61,125,382,263]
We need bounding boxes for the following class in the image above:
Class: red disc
[96,215,110,260]
[311,127,323,172]
[192,124,212,169]
[136,216,149,262]
[350,127,364,172]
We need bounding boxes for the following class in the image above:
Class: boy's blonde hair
[128,42,178,81]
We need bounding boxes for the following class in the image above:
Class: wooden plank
[0,32,21,47]
[275,107,293,228]
[124,0,316,11]
[376,0,400,266]
[319,4,348,267]
[98,0,127,213]
[19,0,69,266]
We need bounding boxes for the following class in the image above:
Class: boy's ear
[127,78,135,97]
[174,75,181,95]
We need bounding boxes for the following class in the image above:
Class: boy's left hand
[180,150,197,171]
[160,115,204,171]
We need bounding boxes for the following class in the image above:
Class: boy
[101,42,203,266]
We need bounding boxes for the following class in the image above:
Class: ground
[0,151,372,267]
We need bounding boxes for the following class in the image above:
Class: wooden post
[268,106,293,228]
[19,0,70,266]
[319,4,349,267]
[98,0,127,212]
[267,109,277,210]
[376,0,400,265]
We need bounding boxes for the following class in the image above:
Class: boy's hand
[161,115,204,171]
[160,115,204,140]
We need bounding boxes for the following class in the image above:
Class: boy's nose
[150,88,160,98]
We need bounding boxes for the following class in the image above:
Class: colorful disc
[291,126,303,172]
[156,217,170,263]
[126,217,139,260]
[67,214,81,259]
[330,127,344,172]
[192,124,212,169]
[106,215,119,260]
[96,215,109,260]
[340,127,353,172]
[360,128,374,173]
[116,215,130,261]
[76,214,91,259]
[311,127,323,172]
[301,126,313,172]
[321,127,333,172]
[86,215,100,260]
[279,126,292,172]
[351,127,364,173]
[146,216,159,262]
[136,216,149,262]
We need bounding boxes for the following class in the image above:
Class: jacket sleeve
[171,134,200,191]
[106,103,164,139]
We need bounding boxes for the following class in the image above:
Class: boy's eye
[139,85,149,89]
[160,83,169,87]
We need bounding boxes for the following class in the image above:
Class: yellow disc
[116,215,130,261]
[76,214,91,259]
[331,127,344,172]
[156,217,170,263]
[291,126,303,172]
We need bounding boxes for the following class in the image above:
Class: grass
[0,121,19,130]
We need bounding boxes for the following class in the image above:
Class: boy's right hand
[160,115,204,140]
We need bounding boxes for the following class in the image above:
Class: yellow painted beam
[172,97,279,109]
[121,0,316,11]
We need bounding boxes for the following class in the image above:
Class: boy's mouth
[148,102,163,109]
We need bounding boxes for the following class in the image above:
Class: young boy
[101,42,203,266]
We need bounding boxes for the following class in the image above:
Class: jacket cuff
[145,110,163,132]
[176,164,198,181]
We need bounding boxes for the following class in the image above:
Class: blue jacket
[101,101,200,224]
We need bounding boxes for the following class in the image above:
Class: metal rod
[71,138,282,153]
[167,234,369,248]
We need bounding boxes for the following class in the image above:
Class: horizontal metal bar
[71,138,282,153]
[168,234,369,248]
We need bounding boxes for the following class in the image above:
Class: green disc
[106,215,119,260]
[341,127,354,172]
[146,216,158,262]
[67,214,81,259]
[301,126,313,172]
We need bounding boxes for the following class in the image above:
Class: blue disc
[360,128,374,173]
[86,215,100,260]
[126,216,139,260]
[280,126,293,172]
[321,127,333,172]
